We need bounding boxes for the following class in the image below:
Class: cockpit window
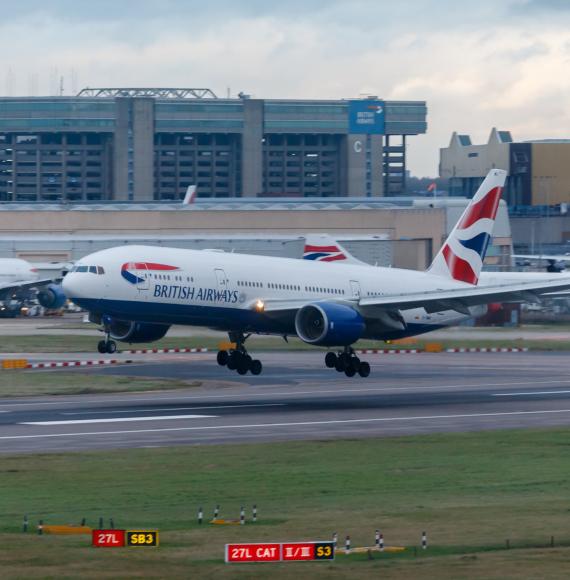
[73,265,105,274]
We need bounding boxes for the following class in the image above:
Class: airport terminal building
[0,89,426,202]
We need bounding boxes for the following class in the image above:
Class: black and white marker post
[252,504,257,523]
[422,531,427,550]
[380,532,384,552]
[345,535,351,554]
[214,505,219,520]
[375,529,380,549]
[240,506,245,525]
[198,506,203,525]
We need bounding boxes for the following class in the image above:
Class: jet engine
[37,284,67,309]
[295,302,365,346]
[107,319,171,343]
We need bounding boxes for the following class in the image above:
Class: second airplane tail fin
[303,234,366,265]
[427,168,507,285]
[182,185,197,205]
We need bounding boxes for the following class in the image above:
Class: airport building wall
[0,92,427,202]
[440,128,570,207]
[0,198,512,271]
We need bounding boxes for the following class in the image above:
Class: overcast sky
[2,0,569,176]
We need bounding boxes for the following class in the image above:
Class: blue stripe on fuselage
[72,296,450,341]
[72,297,293,333]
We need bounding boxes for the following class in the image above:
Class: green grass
[1,333,570,353]
[0,372,202,397]
[1,429,569,578]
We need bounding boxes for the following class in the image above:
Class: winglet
[428,169,507,285]
[303,234,366,265]
[182,185,197,205]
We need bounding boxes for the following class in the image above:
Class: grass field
[0,429,569,578]
[0,372,203,397]
[1,333,570,353]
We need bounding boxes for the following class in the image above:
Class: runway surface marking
[493,390,570,397]
[7,408,570,440]
[22,414,217,426]
[3,378,570,409]
[61,403,286,416]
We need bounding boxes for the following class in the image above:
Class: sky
[2,0,570,176]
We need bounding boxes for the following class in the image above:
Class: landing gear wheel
[227,351,240,370]
[250,359,262,375]
[224,332,264,375]
[335,357,346,372]
[237,359,250,375]
[344,366,356,377]
[97,340,107,354]
[325,352,337,368]
[358,361,371,377]
[106,341,117,354]
[351,356,361,371]
[217,350,229,366]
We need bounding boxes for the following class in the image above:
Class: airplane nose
[62,272,78,298]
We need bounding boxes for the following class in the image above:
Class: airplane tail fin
[182,185,197,205]
[427,169,507,285]
[303,234,366,265]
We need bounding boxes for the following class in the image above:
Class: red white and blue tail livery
[303,235,365,265]
[428,169,506,285]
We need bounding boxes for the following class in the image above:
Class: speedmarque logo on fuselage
[121,262,180,285]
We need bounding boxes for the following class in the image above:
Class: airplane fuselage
[63,245,481,341]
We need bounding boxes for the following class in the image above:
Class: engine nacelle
[108,319,171,344]
[295,302,365,347]
[37,284,66,309]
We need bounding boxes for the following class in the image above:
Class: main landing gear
[217,332,263,376]
[325,347,370,378]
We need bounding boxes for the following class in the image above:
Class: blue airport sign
[348,100,385,134]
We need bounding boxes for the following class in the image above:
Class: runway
[1,351,570,453]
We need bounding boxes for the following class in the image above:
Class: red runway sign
[226,543,281,562]
[225,541,334,563]
[92,529,125,547]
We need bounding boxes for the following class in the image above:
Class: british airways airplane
[62,169,570,377]
[0,258,66,316]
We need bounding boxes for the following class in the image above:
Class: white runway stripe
[61,403,286,416]
[7,408,570,439]
[21,414,217,426]
[493,390,570,397]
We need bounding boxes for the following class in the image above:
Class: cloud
[0,1,567,176]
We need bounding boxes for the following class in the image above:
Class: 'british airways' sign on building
[348,99,385,134]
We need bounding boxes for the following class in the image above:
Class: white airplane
[0,258,66,316]
[62,169,570,377]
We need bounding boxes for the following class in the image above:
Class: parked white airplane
[0,258,66,316]
[62,169,570,377]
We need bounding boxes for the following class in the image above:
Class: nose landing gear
[325,347,370,378]
[97,315,117,354]
[217,332,263,376]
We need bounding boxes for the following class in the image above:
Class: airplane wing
[261,277,570,316]
[0,278,55,298]
[357,278,570,313]
[513,254,570,262]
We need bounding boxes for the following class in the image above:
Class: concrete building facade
[0,197,511,271]
[440,128,570,207]
[0,90,427,202]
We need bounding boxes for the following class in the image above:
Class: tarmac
[1,350,570,454]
